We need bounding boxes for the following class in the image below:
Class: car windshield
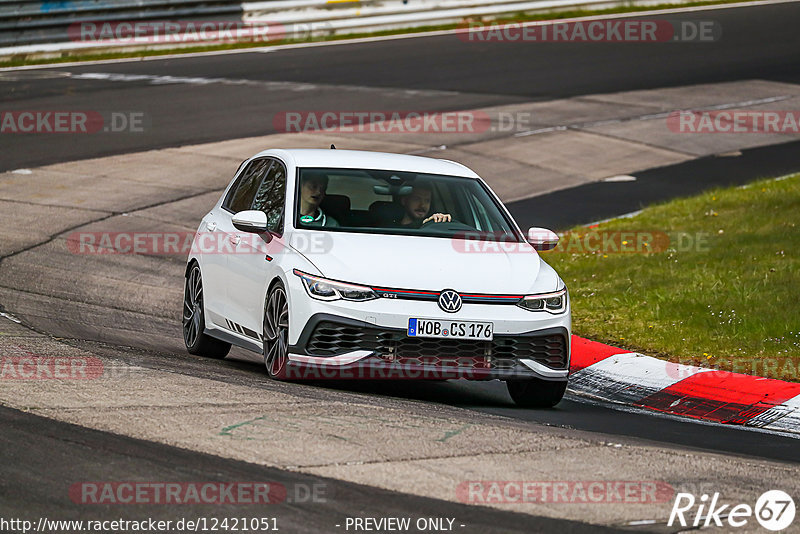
[293,167,522,241]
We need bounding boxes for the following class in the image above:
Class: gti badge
[438,289,462,313]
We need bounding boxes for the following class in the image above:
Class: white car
[183,149,571,407]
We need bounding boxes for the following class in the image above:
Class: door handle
[230,235,241,246]
[206,221,217,231]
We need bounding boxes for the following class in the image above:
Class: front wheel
[183,263,231,359]
[263,282,289,380]
[506,379,567,408]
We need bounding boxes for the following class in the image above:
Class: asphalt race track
[2,406,616,534]
[1,1,800,171]
[508,139,800,229]
[1,1,799,532]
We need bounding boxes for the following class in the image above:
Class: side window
[223,159,272,213]
[252,159,287,234]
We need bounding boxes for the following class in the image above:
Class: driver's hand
[423,213,452,224]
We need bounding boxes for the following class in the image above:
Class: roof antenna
[330,144,336,149]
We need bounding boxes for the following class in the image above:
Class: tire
[183,263,231,359]
[506,378,567,408]
[263,281,289,380]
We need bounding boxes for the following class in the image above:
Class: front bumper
[285,313,570,381]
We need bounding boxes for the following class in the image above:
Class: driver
[397,184,451,227]
[298,173,339,227]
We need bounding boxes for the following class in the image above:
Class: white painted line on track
[738,171,798,188]
[0,0,795,72]
[585,210,643,226]
[602,175,637,182]
[66,71,460,97]
[513,125,569,137]
[587,172,798,225]
[0,312,22,324]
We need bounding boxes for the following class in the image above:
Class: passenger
[397,184,451,227]
[298,173,339,227]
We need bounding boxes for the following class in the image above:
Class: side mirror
[232,210,269,233]
[527,227,559,251]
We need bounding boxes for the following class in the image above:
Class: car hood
[289,231,553,294]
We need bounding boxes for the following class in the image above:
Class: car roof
[253,148,480,178]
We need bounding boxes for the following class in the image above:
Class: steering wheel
[419,219,476,232]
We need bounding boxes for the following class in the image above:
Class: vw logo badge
[438,289,462,313]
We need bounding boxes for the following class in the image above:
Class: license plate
[408,318,493,340]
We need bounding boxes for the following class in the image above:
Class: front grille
[492,336,568,370]
[305,323,387,354]
[305,321,568,370]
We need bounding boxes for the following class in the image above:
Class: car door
[199,159,249,327]
[226,157,287,340]
[208,158,273,334]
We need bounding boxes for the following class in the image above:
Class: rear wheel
[263,282,289,380]
[183,263,231,359]
[506,379,567,408]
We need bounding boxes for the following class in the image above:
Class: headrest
[369,201,404,225]
[321,194,350,215]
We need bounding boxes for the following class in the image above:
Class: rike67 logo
[669,490,795,531]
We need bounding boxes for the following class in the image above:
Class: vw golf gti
[183,149,571,407]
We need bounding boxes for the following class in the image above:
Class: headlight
[293,269,378,302]
[517,288,567,314]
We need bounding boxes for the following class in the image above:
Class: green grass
[0,0,754,68]
[544,174,800,381]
